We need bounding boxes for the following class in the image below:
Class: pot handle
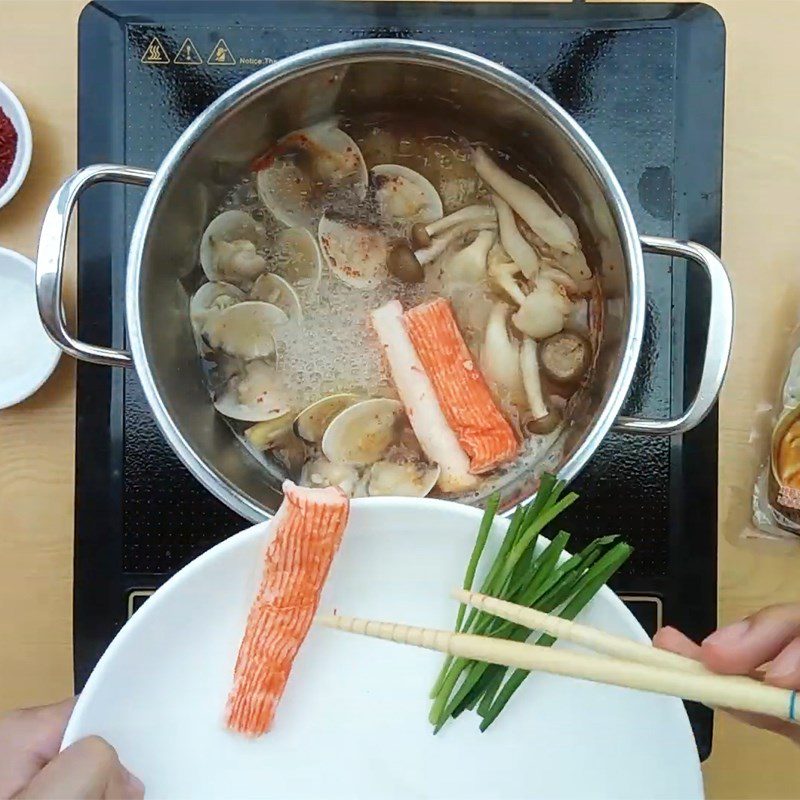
[36,164,156,368]
[613,235,734,436]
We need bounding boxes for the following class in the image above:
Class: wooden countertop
[1,1,798,796]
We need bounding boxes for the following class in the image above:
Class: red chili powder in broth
[0,109,18,188]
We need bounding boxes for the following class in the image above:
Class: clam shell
[366,460,441,498]
[256,120,368,229]
[203,300,287,360]
[244,413,294,450]
[189,281,245,347]
[293,393,361,444]
[372,164,443,229]
[213,360,292,423]
[199,210,268,284]
[318,213,389,290]
[321,397,403,465]
[250,273,303,323]
[273,227,322,297]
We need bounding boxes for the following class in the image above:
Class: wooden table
[1,1,799,796]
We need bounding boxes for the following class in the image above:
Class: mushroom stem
[492,194,540,279]
[521,338,549,420]
[481,303,525,405]
[520,339,562,435]
[540,264,578,294]
[424,204,497,238]
[414,219,497,266]
[471,147,577,254]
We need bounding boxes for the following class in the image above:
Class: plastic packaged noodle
[753,335,800,537]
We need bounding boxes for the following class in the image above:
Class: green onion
[427,474,632,732]
[478,542,633,731]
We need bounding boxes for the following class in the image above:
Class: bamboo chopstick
[454,589,709,674]
[318,613,798,722]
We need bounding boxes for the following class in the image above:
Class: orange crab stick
[372,300,476,493]
[226,482,350,736]
[404,298,518,474]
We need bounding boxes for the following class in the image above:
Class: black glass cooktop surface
[76,0,724,759]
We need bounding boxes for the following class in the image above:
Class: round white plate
[0,247,59,408]
[0,80,32,209]
[64,499,703,799]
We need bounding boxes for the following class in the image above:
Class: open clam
[250,274,303,323]
[371,164,443,233]
[365,459,441,497]
[321,397,403,465]
[199,210,268,284]
[256,120,368,229]
[213,359,292,422]
[244,413,295,450]
[203,300,287,360]
[189,281,245,341]
[293,393,360,444]
[272,227,322,297]
[318,213,389,290]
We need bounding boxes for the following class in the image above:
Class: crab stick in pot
[371,300,476,492]
[403,298,518,474]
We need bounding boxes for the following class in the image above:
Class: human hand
[0,698,144,799]
[654,603,800,744]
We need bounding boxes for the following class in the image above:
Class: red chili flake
[0,108,18,188]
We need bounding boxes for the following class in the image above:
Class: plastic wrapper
[752,335,800,538]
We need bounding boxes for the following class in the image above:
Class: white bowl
[0,248,60,408]
[0,80,32,209]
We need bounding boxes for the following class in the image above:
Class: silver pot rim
[125,38,645,522]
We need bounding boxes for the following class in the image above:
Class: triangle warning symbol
[141,36,170,65]
[174,37,203,66]
[207,38,236,66]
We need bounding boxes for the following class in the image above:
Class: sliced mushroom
[555,247,593,288]
[365,459,441,497]
[321,397,403,465]
[300,456,360,496]
[213,360,292,422]
[540,264,579,294]
[520,338,561,434]
[511,276,573,340]
[492,194,539,279]
[189,281,245,341]
[539,331,591,387]
[199,210,268,284]
[488,258,526,306]
[255,120,368,229]
[250,273,303,323]
[481,303,526,405]
[293,393,360,444]
[203,300,287,360]
[272,227,323,297]
[318,212,389,289]
[471,147,577,254]
[440,229,495,285]
[371,164,443,231]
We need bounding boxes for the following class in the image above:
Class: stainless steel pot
[36,39,733,521]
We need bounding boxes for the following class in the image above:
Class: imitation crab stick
[371,300,476,493]
[403,298,518,474]
[225,481,350,736]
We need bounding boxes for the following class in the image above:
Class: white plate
[0,248,59,408]
[64,498,703,799]
[0,80,32,209]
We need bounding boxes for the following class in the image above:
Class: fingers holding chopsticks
[655,610,800,746]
